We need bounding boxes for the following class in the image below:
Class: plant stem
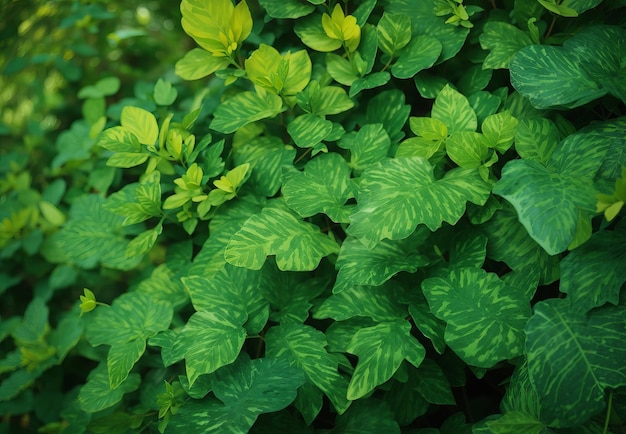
[545,15,557,40]
[603,390,613,434]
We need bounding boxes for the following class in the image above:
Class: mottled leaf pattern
[210,91,285,134]
[349,157,492,247]
[225,205,339,271]
[422,268,531,367]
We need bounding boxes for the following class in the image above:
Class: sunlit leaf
[210,91,285,134]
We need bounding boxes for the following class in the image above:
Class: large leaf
[258,0,315,18]
[183,265,270,335]
[233,136,296,197]
[171,308,247,386]
[282,153,354,223]
[315,282,409,322]
[225,204,339,271]
[333,231,429,294]
[346,320,425,400]
[265,323,351,415]
[560,225,626,313]
[493,122,619,254]
[85,292,173,389]
[514,118,560,164]
[510,26,626,109]
[479,21,533,69]
[392,35,442,79]
[332,399,401,434]
[120,106,158,146]
[348,157,492,248]
[169,356,305,434]
[210,91,285,134]
[422,268,531,368]
[525,299,626,427]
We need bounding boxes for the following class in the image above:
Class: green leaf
[510,26,626,109]
[445,132,490,169]
[225,205,339,271]
[422,268,531,368]
[377,12,412,56]
[338,123,391,173]
[136,264,189,309]
[125,226,161,257]
[295,16,343,52]
[349,71,391,98]
[153,78,178,106]
[432,85,477,134]
[183,265,269,335]
[265,323,351,415]
[479,21,533,69]
[169,356,305,433]
[78,76,121,98]
[500,360,544,425]
[391,35,442,79]
[409,298,446,354]
[366,89,411,143]
[481,205,560,286]
[325,53,360,86]
[258,0,315,18]
[78,363,141,413]
[234,136,296,197]
[175,48,231,80]
[493,134,602,254]
[97,126,142,153]
[413,358,456,405]
[333,231,429,294]
[346,320,425,400]
[483,411,548,434]
[52,195,143,270]
[332,399,400,434]
[482,111,518,152]
[560,225,626,313]
[315,281,409,322]
[120,106,158,146]
[210,91,285,134]
[298,82,355,116]
[282,153,354,223]
[348,157,492,248]
[525,300,626,427]
[514,118,559,164]
[86,292,173,388]
[287,114,333,148]
[172,309,247,386]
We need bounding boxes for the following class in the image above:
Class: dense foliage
[1,0,626,433]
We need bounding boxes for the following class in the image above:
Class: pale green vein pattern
[348,157,492,248]
[210,91,285,134]
[422,268,530,368]
[525,300,626,427]
[78,363,140,413]
[333,232,429,293]
[282,153,354,223]
[225,205,339,271]
[346,320,425,400]
[265,323,351,415]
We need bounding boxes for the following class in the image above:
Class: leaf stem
[545,15,557,40]
[294,147,313,165]
[603,390,613,434]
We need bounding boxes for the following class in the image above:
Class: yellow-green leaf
[120,106,159,146]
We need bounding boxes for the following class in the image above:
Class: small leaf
[376,12,412,56]
[349,71,391,97]
[365,89,411,143]
[258,0,315,18]
[153,78,178,106]
[78,364,140,413]
[210,91,285,134]
[225,205,339,271]
[445,131,490,169]
[120,106,159,146]
[391,35,442,79]
[175,49,231,80]
[479,21,533,69]
[287,114,333,148]
[432,85,477,134]
[482,111,518,152]
[514,118,559,164]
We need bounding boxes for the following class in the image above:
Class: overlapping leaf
[346,320,425,400]
[348,157,492,248]
[338,123,391,173]
[282,153,354,223]
[333,231,429,293]
[510,26,626,109]
[525,299,626,427]
[85,292,173,388]
[78,363,141,413]
[422,268,531,367]
[265,323,351,416]
[432,85,477,134]
[225,204,339,271]
[479,21,533,69]
[168,356,305,433]
[560,225,626,312]
[210,91,285,134]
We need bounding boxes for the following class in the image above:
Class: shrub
[1,0,625,433]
